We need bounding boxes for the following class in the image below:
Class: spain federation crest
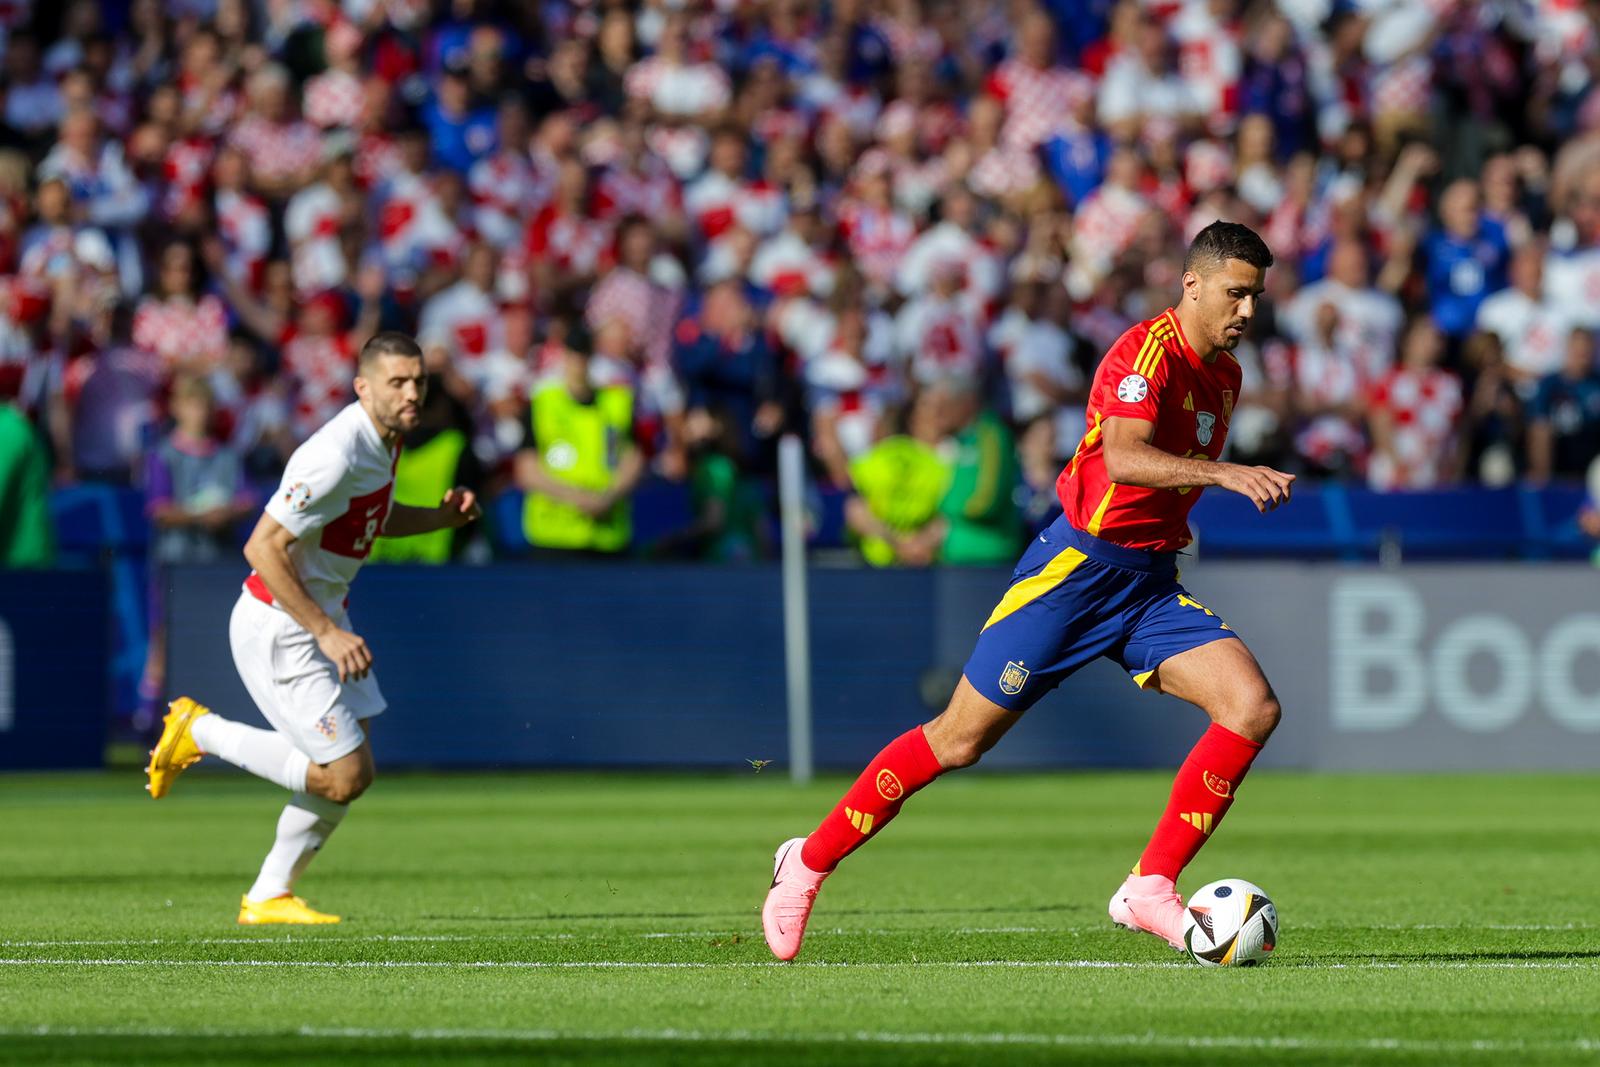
[1196,411,1217,447]
[999,661,1029,696]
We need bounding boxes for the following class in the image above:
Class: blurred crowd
[4,0,1600,568]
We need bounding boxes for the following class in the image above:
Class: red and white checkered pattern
[966,145,1041,201]
[376,170,465,270]
[228,116,323,185]
[625,58,731,116]
[985,60,1094,150]
[593,157,682,222]
[586,266,682,367]
[281,330,358,443]
[131,295,230,371]
[1070,184,1148,268]
[837,199,916,289]
[1289,338,1370,468]
[1368,366,1464,490]
[304,68,365,129]
[354,132,402,190]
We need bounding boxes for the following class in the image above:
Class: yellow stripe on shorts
[982,546,1088,632]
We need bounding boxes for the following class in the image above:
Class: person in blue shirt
[420,64,497,174]
[1528,327,1600,482]
[1424,178,1509,342]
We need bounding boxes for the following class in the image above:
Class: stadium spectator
[0,397,54,566]
[845,387,951,567]
[131,239,228,375]
[1368,318,1465,491]
[514,334,643,556]
[1424,178,1511,345]
[932,378,1022,565]
[1527,328,1600,484]
[146,372,254,566]
[1476,241,1569,392]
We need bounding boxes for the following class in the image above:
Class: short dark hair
[358,331,423,372]
[1184,221,1274,275]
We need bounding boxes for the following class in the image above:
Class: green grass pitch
[2,769,1597,1065]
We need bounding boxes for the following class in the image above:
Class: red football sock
[801,726,945,873]
[1136,723,1263,882]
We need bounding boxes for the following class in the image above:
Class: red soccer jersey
[1057,307,1242,551]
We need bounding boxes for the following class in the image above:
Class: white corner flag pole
[778,434,814,784]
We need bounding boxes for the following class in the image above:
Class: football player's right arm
[1101,417,1294,512]
[243,514,373,682]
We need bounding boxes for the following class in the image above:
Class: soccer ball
[1182,879,1278,966]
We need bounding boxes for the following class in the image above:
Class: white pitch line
[1,1024,1595,1055]
[0,957,1597,971]
[5,922,1591,949]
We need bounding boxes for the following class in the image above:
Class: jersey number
[321,484,393,560]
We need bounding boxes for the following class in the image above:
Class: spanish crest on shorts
[999,660,1029,696]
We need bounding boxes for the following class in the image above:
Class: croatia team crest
[315,712,339,741]
[1196,411,1217,447]
[999,661,1029,696]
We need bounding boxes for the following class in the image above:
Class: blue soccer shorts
[963,513,1236,711]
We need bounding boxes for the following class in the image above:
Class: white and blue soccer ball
[1182,878,1278,967]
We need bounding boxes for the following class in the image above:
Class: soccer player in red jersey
[762,221,1294,959]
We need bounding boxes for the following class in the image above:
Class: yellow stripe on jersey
[982,546,1088,632]
[1134,320,1173,377]
[1085,484,1117,536]
[1069,413,1103,477]
[1130,332,1159,378]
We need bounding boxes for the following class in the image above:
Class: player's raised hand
[1217,464,1295,513]
[318,626,373,683]
[440,487,482,527]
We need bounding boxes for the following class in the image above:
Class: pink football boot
[761,837,828,961]
[1108,872,1187,951]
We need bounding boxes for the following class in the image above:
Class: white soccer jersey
[245,402,399,615]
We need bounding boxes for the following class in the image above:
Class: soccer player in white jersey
[145,331,481,924]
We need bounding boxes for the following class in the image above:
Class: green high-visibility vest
[523,383,634,552]
[848,436,951,567]
[370,428,468,564]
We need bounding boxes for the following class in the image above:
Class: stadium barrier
[0,569,110,770]
[163,561,1600,772]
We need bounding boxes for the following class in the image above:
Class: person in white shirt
[1476,241,1569,391]
[145,333,482,925]
[1279,239,1403,385]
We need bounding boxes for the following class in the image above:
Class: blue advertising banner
[0,570,110,770]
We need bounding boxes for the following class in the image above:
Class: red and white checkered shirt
[1071,184,1148,267]
[132,295,230,371]
[303,68,365,129]
[228,116,323,186]
[593,157,682,223]
[281,330,358,443]
[894,291,987,385]
[354,132,402,190]
[586,266,682,368]
[985,60,1094,150]
[1368,366,1464,490]
[837,199,916,289]
[625,58,731,116]
[967,145,1042,201]
[750,230,836,298]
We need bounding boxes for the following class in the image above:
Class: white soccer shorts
[228,591,387,763]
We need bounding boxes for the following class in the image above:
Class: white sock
[191,714,311,792]
[246,793,349,902]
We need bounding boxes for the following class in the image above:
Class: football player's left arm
[382,490,482,537]
[1101,416,1294,512]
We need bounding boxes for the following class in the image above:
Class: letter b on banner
[1330,578,1425,731]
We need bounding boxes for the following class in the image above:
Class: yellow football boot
[145,697,211,799]
[237,895,341,925]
